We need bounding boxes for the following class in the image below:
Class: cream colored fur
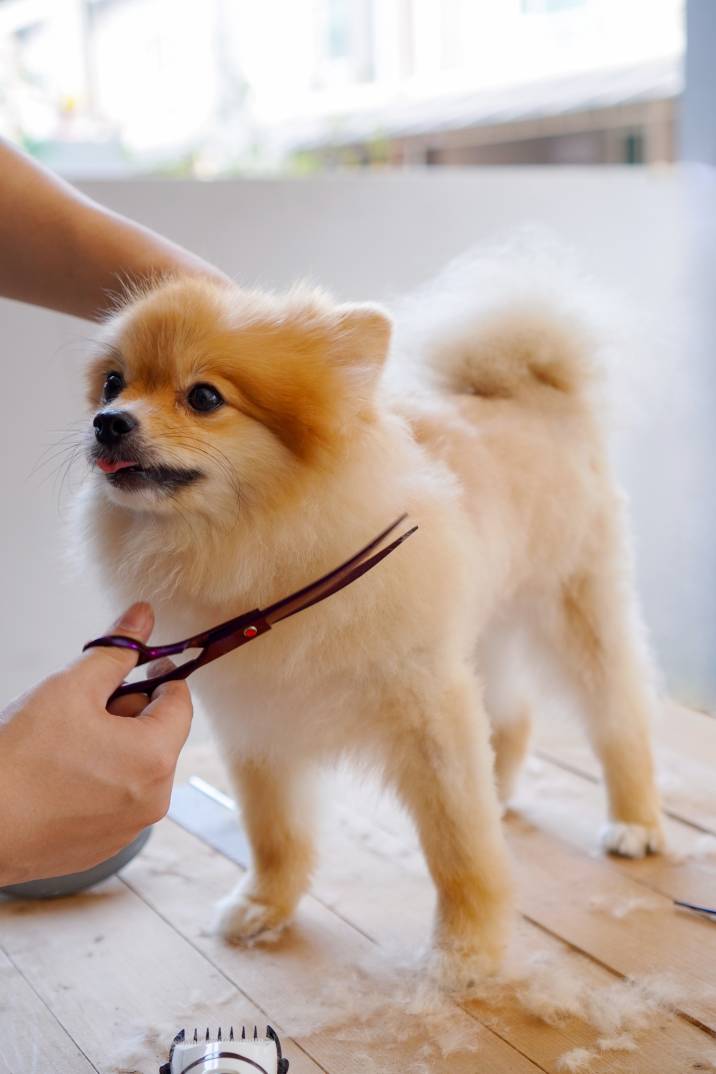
[76,254,663,986]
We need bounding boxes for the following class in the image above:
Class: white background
[1,168,714,711]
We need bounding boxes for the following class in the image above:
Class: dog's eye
[103,370,124,402]
[187,383,224,413]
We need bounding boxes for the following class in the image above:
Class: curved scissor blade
[262,514,410,625]
[265,523,418,625]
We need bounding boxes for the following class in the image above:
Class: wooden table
[2,703,715,1074]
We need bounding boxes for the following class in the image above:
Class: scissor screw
[243,625,259,638]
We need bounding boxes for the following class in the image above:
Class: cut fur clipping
[285,947,716,1071]
[222,949,712,1074]
[588,892,663,919]
[557,1047,597,1072]
[106,941,716,1074]
[507,953,699,1037]
[108,988,238,1074]
[668,833,716,866]
[597,1033,639,1052]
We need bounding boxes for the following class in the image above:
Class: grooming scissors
[84,515,417,705]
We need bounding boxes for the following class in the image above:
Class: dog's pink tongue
[97,458,136,474]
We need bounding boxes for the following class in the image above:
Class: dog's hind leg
[213,755,316,942]
[491,711,532,807]
[480,628,535,807]
[554,537,664,858]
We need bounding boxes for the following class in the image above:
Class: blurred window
[0,0,684,176]
[327,0,351,58]
[522,0,585,12]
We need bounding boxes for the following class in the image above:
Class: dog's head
[86,277,392,519]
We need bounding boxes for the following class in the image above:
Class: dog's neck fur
[82,407,442,615]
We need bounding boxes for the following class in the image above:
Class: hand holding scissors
[84,516,417,705]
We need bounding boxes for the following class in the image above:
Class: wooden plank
[508,823,715,1030]
[319,803,716,1073]
[124,820,543,1074]
[174,748,716,1072]
[2,708,709,1074]
[512,754,716,909]
[0,947,97,1074]
[534,702,716,834]
[0,879,322,1074]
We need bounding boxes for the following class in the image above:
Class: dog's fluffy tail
[391,241,610,407]
[426,300,600,402]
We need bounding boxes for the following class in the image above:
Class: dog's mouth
[93,452,202,492]
[96,457,141,476]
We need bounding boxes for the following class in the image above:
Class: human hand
[0,602,192,885]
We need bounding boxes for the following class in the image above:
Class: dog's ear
[333,303,392,377]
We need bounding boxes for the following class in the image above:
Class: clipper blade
[160,1024,288,1074]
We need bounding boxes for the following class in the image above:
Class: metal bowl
[0,827,152,899]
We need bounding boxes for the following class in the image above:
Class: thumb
[78,602,155,701]
[137,678,194,755]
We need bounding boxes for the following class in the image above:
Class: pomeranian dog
[77,253,663,984]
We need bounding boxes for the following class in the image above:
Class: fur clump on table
[587,892,663,918]
[107,951,714,1074]
[267,947,713,1073]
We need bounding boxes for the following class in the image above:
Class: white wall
[1,168,714,710]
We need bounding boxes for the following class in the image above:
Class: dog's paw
[213,891,290,945]
[426,927,507,995]
[600,821,665,859]
[427,944,503,996]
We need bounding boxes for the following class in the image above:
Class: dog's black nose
[93,410,137,447]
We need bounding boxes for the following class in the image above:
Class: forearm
[0,140,227,321]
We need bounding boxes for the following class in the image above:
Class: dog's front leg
[385,668,513,987]
[214,755,316,943]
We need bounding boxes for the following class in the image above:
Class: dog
[76,256,663,985]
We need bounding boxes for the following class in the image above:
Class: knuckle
[149,743,176,780]
[123,775,148,812]
[153,788,172,824]
[143,786,172,826]
[136,748,171,784]
[124,748,172,795]
[118,738,176,824]
[124,782,166,827]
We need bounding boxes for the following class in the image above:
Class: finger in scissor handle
[83,632,152,665]
[108,659,195,706]
[85,634,192,669]
[108,657,177,717]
